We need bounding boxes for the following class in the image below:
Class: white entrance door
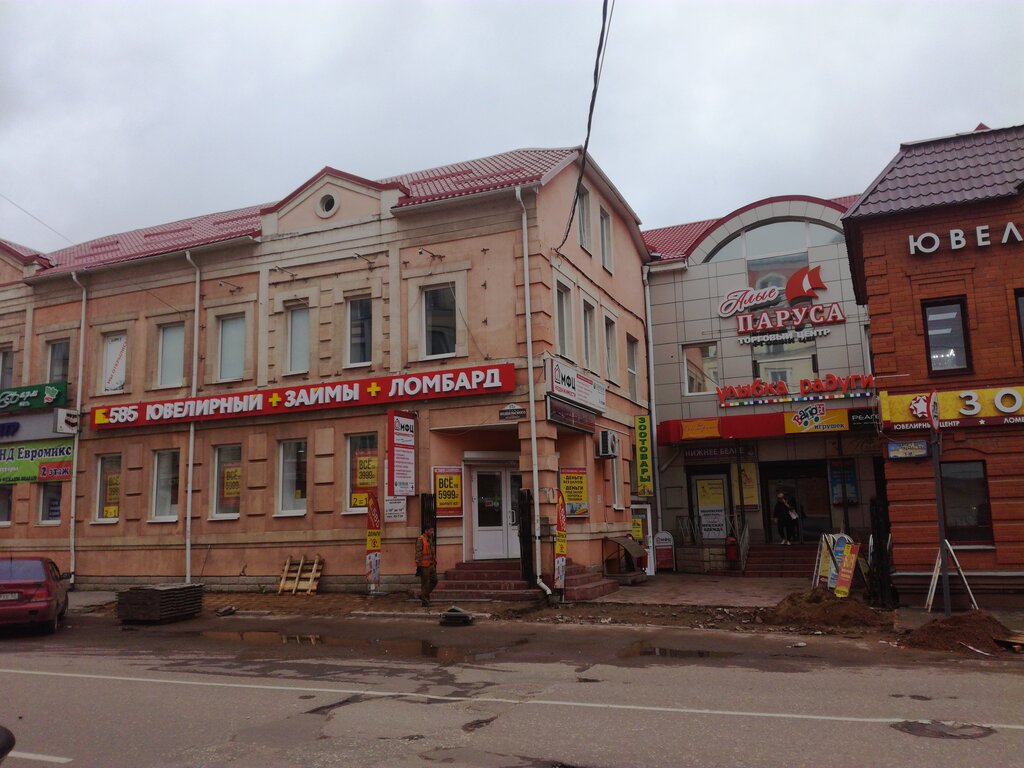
[471,468,522,560]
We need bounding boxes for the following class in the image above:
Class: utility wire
[555,0,614,254]
[0,191,74,245]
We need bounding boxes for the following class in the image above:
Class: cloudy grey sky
[1,0,1022,253]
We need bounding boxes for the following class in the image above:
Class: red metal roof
[643,195,857,263]
[0,237,45,265]
[844,124,1024,219]
[383,148,580,207]
[42,205,265,275]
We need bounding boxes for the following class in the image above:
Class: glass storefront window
[940,461,992,543]
[214,445,241,518]
[279,440,308,514]
[347,433,378,512]
[97,455,121,521]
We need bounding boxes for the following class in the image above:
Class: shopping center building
[843,123,1024,606]
[0,148,653,595]
[645,195,882,570]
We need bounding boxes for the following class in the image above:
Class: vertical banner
[433,466,464,518]
[730,462,759,510]
[695,478,727,539]
[554,490,567,589]
[558,467,589,517]
[365,493,382,590]
[350,448,378,508]
[388,409,417,496]
[834,542,861,598]
[828,533,851,589]
[634,415,654,496]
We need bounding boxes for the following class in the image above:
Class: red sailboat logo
[785,265,827,302]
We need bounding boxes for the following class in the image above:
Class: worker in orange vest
[415,525,437,606]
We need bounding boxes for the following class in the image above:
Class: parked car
[0,725,13,764]
[0,557,71,634]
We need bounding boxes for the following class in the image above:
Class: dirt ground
[90,588,1023,657]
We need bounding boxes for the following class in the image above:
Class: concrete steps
[563,562,619,601]
[744,543,819,578]
[433,560,544,603]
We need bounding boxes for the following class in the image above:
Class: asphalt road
[1,611,1022,767]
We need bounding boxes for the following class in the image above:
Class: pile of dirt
[765,589,891,629]
[902,610,1013,655]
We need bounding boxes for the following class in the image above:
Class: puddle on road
[619,641,740,661]
[892,720,995,739]
[199,630,527,663]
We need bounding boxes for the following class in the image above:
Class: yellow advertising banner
[682,418,720,439]
[433,466,463,516]
[881,385,1024,427]
[634,415,654,496]
[730,462,759,507]
[783,405,849,434]
[696,478,725,510]
[559,467,589,517]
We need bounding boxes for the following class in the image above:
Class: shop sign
[908,221,1023,255]
[848,408,880,431]
[682,418,720,439]
[558,466,589,517]
[886,440,930,460]
[2,411,72,444]
[881,384,1024,430]
[730,462,759,509]
[717,374,874,407]
[695,478,727,540]
[545,359,606,413]
[0,382,67,413]
[546,396,596,433]
[634,415,653,496]
[54,409,80,435]
[387,410,416,497]
[433,466,463,518]
[784,405,850,434]
[682,444,755,461]
[554,491,568,589]
[90,363,515,430]
[0,439,73,484]
[499,404,528,421]
[365,493,382,590]
[719,267,846,337]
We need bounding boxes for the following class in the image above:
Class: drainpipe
[516,186,551,596]
[68,272,88,584]
[642,264,664,533]
[185,251,200,584]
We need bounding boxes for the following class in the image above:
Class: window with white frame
[47,339,70,383]
[626,335,639,400]
[279,440,308,514]
[0,485,11,524]
[577,186,592,250]
[556,282,573,357]
[599,208,613,271]
[38,483,62,524]
[96,454,121,521]
[286,305,310,374]
[102,333,127,392]
[347,296,372,365]
[423,283,456,357]
[157,323,185,387]
[582,301,596,370]
[213,444,241,518]
[347,433,378,512]
[218,314,245,380]
[604,317,617,381]
[152,450,180,520]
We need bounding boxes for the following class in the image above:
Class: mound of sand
[902,610,1013,655]
[766,589,891,629]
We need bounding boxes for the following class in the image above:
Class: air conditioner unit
[596,429,620,459]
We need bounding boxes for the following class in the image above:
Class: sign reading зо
[882,385,1024,430]
[91,363,514,429]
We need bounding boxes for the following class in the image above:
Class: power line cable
[555,0,613,254]
[0,191,74,245]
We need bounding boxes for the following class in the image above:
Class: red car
[0,557,71,634]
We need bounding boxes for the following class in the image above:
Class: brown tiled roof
[643,195,856,262]
[0,237,45,265]
[844,124,1024,219]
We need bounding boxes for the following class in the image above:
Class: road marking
[2,667,1023,732]
[9,751,73,764]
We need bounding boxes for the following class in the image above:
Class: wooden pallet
[117,583,204,623]
[278,556,323,595]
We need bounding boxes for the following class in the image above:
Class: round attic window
[317,193,337,218]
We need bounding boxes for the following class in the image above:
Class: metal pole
[931,427,951,615]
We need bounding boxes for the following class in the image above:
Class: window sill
[344,362,373,370]
[0,522,10,527]
[422,352,456,362]
[948,543,995,550]
[37,521,61,527]
[95,390,127,398]
[208,514,240,522]
[150,383,186,392]
[91,519,119,525]
[148,517,178,524]
[612,505,626,512]
[343,509,368,516]
[274,510,307,518]
[281,370,310,379]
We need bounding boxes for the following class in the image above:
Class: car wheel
[43,614,59,635]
